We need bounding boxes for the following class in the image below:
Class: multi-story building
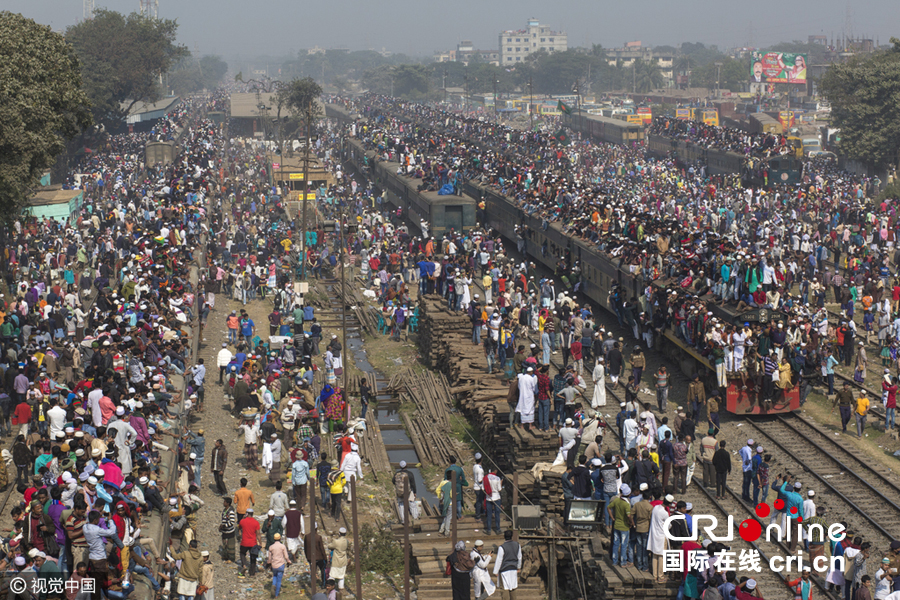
[498,18,567,65]
[605,42,676,87]
[456,41,499,66]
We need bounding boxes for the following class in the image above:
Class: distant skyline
[4,0,889,61]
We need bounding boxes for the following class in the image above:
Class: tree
[275,76,323,259]
[0,12,92,224]
[66,9,188,132]
[820,39,900,167]
[633,59,664,93]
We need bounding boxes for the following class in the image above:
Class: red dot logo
[774,499,785,510]
[739,519,762,542]
[755,503,771,518]
[789,506,798,515]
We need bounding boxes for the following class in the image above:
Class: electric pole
[529,74,534,130]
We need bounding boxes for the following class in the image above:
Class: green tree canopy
[820,39,900,167]
[690,57,747,92]
[66,9,188,132]
[633,59,664,93]
[0,12,92,224]
[276,76,324,131]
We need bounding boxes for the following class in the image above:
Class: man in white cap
[282,499,305,559]
[267,532,291,597]
[648,490,670,583]
[516,366,537,430]
[736,578,759,599]
[107,410,137,475]
[740,438,755,502]
[470,539,496,600]
[592,357,607,409]
[392,460,418,522]
[198,550,214,600]
[217,342,233,384]
[326,527,350,590]
[340,443,363,502]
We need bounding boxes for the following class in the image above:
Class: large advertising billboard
[750,52,807,84]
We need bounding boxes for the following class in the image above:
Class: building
[499,18,567,65]
[433,50,456,63]
[808,35,828,46]
[123,96,181,127]
[26,187,84,223]
[605,42,676,87]
[456,41,499,66]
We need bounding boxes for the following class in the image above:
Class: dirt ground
[192,286,408,600]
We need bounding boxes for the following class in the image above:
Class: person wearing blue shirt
[417,260,434,296]
[779,475,805,552]
[739,439,754,502]
[751,447,764,503]
[824,349,839,395]
[240,316,255,345]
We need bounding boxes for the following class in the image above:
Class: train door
[445,205,464,232]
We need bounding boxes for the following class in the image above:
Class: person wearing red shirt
[735,578,764,600]
[12,400,32,437]
[238,508,261,577]
[884,374,898,431]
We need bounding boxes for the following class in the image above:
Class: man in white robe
[107,413,138,475]
[591,358,607,410]
[648,502,670,584]
[493,530,522,598]
[515,368,537,427]
[471,541,496,599]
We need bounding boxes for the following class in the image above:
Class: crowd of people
[319,93,900,600]
[5,78,900,600]
[0,95,219,600]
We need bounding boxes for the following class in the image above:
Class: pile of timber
[517,469,566,516]
[415,295,548,473]
[385,369,458,467]
[508,428,561,471]
[416,295,472,368]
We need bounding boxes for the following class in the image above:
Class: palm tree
[633,59,664,93]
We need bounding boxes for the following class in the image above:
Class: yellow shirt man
[856,395,870,416]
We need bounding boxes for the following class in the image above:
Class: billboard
[750,52,807,84]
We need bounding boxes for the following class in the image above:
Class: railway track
[745,414,900,550]
[598,385,832,600]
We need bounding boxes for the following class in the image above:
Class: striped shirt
[65,513,86,547]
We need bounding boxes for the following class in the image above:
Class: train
[465,179,799,415]
[561,110,645,144]
[330,102,798,415]
[646,134,804,187]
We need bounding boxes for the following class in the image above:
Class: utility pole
[308,477,317,596]
[403,477,411,600]
[339,202,348,389]
[299,101,311,279]
[351,476,362,600]
[464,69,469,115]
[529,74,534,130]
[493,78,498,120]
[715,61,723,98]
[633,62,636,94]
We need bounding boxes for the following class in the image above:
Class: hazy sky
[6,0,889,60]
